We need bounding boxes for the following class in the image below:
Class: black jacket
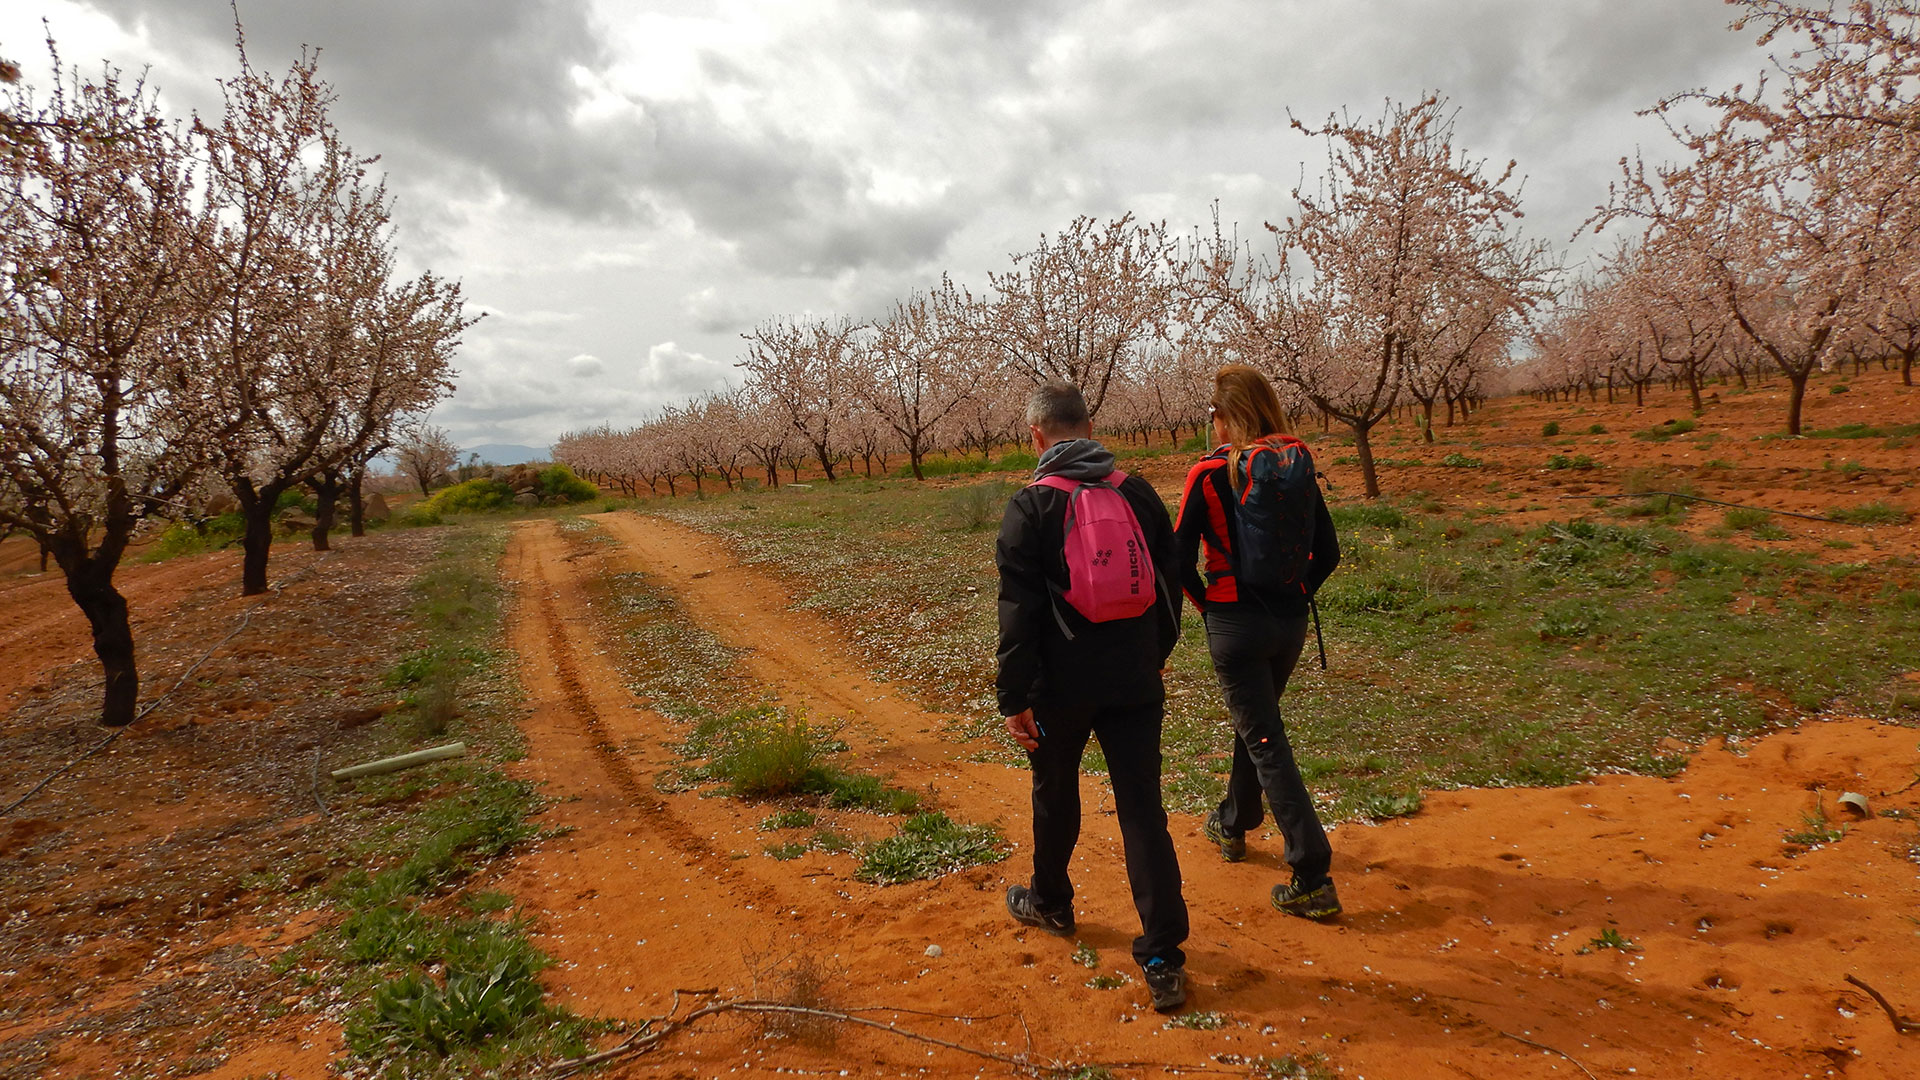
[995,439,1183,717]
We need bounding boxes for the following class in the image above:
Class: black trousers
[1205,602,1333,886]
[1026,696,1189,966]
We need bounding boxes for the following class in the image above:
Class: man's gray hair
[1026,382,1091,436]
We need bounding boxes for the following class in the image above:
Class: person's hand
[1005,709,1041,751]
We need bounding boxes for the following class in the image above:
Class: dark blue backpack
[1231,435,1318,595]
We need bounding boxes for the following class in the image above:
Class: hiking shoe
[1270,878,1342,921]
[1004,885,1074,937]
[1203,810,1246,863]
[1141,957,1188,1013]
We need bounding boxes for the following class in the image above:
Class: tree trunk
[1786,371,1809,435]
[1686,367,1703,413]
[348,469,368,537]
[1903,347,1915,387]
[60,553,139,727]
[1352,420,1382,499]
[1419,399,1436,443]
[312,475,340,551]
[240,497,276,596]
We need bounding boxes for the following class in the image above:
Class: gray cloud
[34,0,1782,450]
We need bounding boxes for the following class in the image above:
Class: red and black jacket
[1173,443,1340,616]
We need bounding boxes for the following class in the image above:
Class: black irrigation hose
[0,554,332,818]
[1559,491,1878,525]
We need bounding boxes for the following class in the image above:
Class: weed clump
[1633,418,1698,442]
[855,812,1007,884]
[686,706,922,813]
[1329,503,1407,531]
[943,481,1016,531]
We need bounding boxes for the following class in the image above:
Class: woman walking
[1174,365,1343,919]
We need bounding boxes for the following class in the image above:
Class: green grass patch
[1546,454,1598,471]
[320,527,605,1077]
[1803,421,1920,439]
[1633,418,1698,442]
[1827,502,1909,525]
[760,809,818,831]
[855,812,1007,885]
[1541,422,1560,437]
[644,471,1920,822]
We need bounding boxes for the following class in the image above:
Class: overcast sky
[4,1,1765,453]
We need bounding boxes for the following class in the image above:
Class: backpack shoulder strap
[1031,475,1079,493]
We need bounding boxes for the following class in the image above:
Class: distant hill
[463,443,546,466]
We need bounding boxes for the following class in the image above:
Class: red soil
[499,510,1920,1079]
[2,374,1915,1078]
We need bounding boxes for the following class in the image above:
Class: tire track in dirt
[506,521,776,905]
[590,511,1024,802]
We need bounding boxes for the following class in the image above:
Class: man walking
[995,382,1191,1013]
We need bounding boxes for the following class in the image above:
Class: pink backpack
[1032,470,1157,631]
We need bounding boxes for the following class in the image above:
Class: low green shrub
[1439,452,1484,468]
[1546,454,1597,471]
[536,463,598,503]
[419,479,514,515]
[944,481,1015,532]
[147,512,246,560]
[1723,507,1771,531]
[1541,421,1561,437]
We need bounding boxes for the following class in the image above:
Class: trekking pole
[1310,597,1327,670]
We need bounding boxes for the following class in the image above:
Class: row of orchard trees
[561,96,1549,500]
[1522,0,1920,430]
[0,35,474,727]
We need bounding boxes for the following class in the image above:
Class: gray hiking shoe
[1141,957,1188,1013]
[1203,810,1246,863]
[1270,878,1341,920]
[1005,885,1074,937]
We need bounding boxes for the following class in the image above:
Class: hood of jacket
[1033,437,1116,482]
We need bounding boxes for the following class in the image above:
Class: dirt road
[503,513,1920,1079]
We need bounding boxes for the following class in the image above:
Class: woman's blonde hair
[1211,365,1293,490]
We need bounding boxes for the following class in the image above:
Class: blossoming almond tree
[865,284,989,480]
[1195,96,1539,497]
[0,48,213,726]
[970,213,1180,420]
[739,315,858,482]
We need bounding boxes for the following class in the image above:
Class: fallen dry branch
[546,990,1244,1078]
[1499,1030,1600,1080]
[1845,975,1920,1034]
